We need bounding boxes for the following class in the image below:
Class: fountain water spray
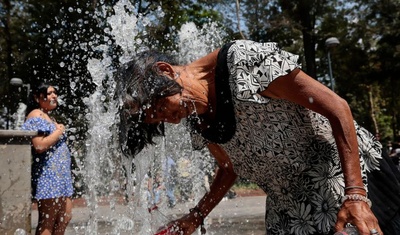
[82,0,226,233]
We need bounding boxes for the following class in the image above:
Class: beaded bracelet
[190,206,206,234]
[344,186,366,191]
[341,194,372,207]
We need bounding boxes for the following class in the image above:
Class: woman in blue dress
[22,83,74,235]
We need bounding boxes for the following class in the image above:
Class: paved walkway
[31,196,266,234]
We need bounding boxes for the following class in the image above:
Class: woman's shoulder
[22,110,52,130]
[26,109,44,119]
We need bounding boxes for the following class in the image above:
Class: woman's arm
[27,110,65,154]
[196,143,238,217]
[260,68,381,234]
[261,69,364,190]
[31,124,64,154]
[164,143,237,235]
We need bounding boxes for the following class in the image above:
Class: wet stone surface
[32,195,267,235]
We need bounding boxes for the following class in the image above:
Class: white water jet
[177,21,227,64]
[82,1,226,234]
[12,102,27,130]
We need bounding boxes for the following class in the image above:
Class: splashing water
[84,0,143,233]
[82,0,226,234]
[177,21,227,64]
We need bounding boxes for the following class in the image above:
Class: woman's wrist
[189,206,206,234]
[341,194,372,207]
[344,185,367,196]
[344,185,366,191]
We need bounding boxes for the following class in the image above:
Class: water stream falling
[80,0,226,234]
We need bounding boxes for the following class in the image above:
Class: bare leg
[36,199,57,235]
[54,197,73,235]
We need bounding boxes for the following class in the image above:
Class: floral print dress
[191,40,383,235]
[22,117,74,200]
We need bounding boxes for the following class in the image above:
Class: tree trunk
[235,0,246,39]
[367,85,380,138]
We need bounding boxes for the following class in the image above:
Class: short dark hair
[116,50,182,156]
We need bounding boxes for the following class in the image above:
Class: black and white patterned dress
[190,40,390,235]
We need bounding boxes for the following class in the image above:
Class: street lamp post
[325,37,340,92]
[8,78,30,129]
[10,78,30,101]
[5,107,10,130]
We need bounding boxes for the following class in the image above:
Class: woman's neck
[175,53,219,123]
[39,108,49,114]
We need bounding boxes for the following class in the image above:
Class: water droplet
[14,228,27,235]
[110,180,120,191]
[118,216,134,230]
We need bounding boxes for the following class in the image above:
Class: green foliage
[237,0,400,142]
[1,0,400,142]
[232,178,260,190]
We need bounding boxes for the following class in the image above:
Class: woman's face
[142,66,210,124]
[37,86,58,111]
[144,93,192,124]
[144,87,208,124]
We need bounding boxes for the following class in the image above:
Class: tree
[241,0,337,78]
[372,0,400,140]
[333,0,400,140]
[237,0,400,141]
[1,0,399,143]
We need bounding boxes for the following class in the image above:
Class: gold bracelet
[341,194,372,207]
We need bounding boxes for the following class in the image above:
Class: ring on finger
[370,228,379,235]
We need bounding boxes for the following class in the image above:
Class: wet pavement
[31,195,266,234]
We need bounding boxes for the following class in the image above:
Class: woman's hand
[263,70,383,234]
[155,212,200,235]
[56,123,65,134]
[335,200,383,235]
[153,143,236,235]
[32,123,66,153]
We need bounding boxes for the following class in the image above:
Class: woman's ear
[155,62,175,78]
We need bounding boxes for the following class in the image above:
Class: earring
[174,72,180,80]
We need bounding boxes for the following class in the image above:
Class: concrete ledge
[0,130,37,139]
[0,130,36,235]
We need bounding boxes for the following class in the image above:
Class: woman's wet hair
[116,50,182,157]
[26,83,57,115]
